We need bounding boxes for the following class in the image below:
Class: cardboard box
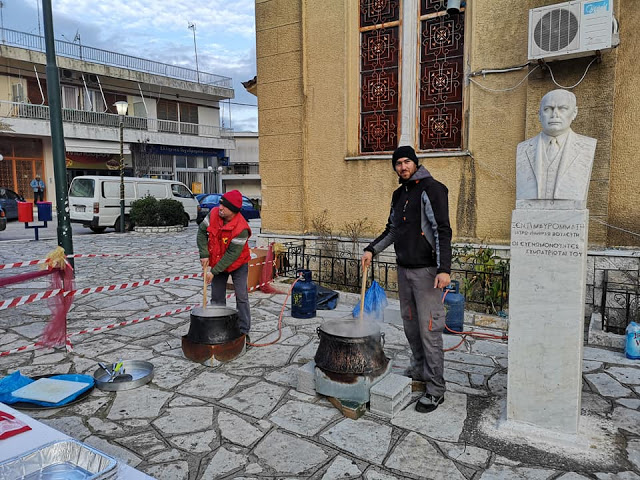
[227,248,270,290]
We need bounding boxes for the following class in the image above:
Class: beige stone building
[253,0,639,249]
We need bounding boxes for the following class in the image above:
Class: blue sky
[2,0,258,131]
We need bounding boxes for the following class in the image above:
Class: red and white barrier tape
[0,251,200,270]
[0,252,274,270]
[0,289,64,310]
[0,278,282,356]
[0,273,202,311]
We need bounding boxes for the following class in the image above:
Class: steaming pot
[314,319,388,375]
[187,306,242,344]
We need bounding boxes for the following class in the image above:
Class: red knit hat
[220,190,242,213]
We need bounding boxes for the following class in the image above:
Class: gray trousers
[397,266,446,397]
[210,263,251,334]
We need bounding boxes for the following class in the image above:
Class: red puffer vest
[207,207,252,272]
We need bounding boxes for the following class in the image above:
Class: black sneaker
[415,393,444,413]
[244,333,251,348]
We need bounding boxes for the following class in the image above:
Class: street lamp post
[217,165,223,194]
[114,101,128,233]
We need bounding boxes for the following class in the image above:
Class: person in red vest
[197,190,252,336]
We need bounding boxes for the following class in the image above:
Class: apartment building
[0,28,236,204]
[222,131,260,203]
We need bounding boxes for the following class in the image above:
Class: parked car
[196,193,260,224]
[0,204,6,231]
[0,187,25,220]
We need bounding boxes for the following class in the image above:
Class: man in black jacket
[362,145,452,413]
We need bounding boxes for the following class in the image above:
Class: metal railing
[268,238,510,314]
[221,164,260,175]
[0,100,234,138]
[601,270,639,334]
[0,28,233,88]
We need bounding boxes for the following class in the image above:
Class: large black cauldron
[187,306,242,344]
[314,320,388,376]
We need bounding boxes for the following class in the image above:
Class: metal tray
[0,439,117,479]
[93,360,154,391]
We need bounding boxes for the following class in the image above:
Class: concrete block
[369,373,411,419]
[383,304,402,325]
[587,312,624,350]
[297,360,316,396]
[314,362,393,404]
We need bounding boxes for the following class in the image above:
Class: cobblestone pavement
[1,227,640,479]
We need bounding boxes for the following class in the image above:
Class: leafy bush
[130,196,185,227]
[157,198,185,226]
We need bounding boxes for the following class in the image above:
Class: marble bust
[516,89,597,203]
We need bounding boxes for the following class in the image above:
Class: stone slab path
[1,227,639,479]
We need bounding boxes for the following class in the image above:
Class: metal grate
[534,8,579,52]
[267,238,510,314]
[601,270,640,335]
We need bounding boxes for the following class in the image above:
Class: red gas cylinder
[17,201,34,222]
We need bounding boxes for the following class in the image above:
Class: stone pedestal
[506,206,588,435]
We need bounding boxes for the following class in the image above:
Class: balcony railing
[221,164,260,175]
[0,28,233,89]
[0,100,233,138]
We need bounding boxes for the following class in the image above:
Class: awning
[65,139,131,155]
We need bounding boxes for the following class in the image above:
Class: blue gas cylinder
[625,322,640,359]
[443,280,465,334]
[291,269,317,319]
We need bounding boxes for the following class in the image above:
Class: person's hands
[200,258,209,269]
[205,271,213,284]
[434,272,451,289]
[361,251,373,270]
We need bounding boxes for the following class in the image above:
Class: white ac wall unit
[528,0,619,61]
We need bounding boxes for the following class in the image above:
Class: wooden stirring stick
[203,264,208,309]
[359,264,369,323]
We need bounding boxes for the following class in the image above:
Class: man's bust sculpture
[516,89,596,203]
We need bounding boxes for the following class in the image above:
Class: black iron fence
[271,239,510,315]
[601,270,640,334]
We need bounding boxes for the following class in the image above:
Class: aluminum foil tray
[0,439,117,479]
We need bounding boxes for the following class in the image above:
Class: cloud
[4,0,258,131]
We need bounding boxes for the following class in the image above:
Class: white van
[68,176,199,233]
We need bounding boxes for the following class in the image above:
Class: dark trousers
[397,266,446,397]
[210,263,251,334]
[34,191,44,202]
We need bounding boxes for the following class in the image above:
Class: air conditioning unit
[87,74,99,83]
[61,68,74,79]
[528,0,619,62]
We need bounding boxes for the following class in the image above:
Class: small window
[69,179,95,198]
[171,183,192,198]
[175,156,187,168]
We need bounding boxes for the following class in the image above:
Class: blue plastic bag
[352,280,388,321]
[626,322,640,360]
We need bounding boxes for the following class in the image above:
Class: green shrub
[157,198,185,226]
[130,196,185,227]
[130,196,158,226]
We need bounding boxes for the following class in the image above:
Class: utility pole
[42,0,74,264]
[188,22,200,83]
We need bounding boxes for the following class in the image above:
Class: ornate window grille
[358,0,466,154]
[359,0,401,153]
[419,1,465,150]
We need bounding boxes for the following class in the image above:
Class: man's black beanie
[391,145,419,169]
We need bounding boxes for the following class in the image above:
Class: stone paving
[1,227,640,479]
